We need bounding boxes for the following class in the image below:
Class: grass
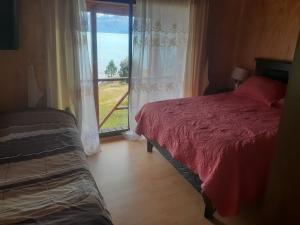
[98,81,128,131]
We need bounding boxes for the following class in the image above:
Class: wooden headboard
[255,58,292,83]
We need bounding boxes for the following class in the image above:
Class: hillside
[97,15,129,34]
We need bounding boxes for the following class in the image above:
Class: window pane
[99,81,128,131]
[95,5,130,133]
[96,13,129,78]
[86,11,92,67]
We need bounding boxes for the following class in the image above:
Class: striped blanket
[0,109,113,225]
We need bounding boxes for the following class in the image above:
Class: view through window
[87,2,131,135]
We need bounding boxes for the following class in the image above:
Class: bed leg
[202,192,215,220]
[147,140,153,153]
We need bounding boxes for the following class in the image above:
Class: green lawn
[98,82,128,131]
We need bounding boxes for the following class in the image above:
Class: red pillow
[233,76,287,106]
[272,98,285,108]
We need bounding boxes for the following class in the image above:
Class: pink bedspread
[135,93,282,216]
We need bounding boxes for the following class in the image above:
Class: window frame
[86,0,134,137]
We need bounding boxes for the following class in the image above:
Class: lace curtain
[128,0,191,136]
[42,0,100,155]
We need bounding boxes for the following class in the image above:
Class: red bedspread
[135,93,282,216]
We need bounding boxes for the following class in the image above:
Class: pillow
[233,76,287,106]
[272,98,285,108]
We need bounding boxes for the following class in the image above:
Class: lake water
[87,32,129,78]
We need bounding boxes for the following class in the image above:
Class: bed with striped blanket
[0,109,113,225]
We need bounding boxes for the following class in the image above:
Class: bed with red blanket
[135,58,291,218]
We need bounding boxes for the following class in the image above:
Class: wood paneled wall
[0,0,45,112]
[236,0,300,69]
[207,0,300,91]
[207,0,244,91]
[263,33,300,225]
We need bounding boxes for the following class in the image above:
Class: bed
[0,109,113,225]
[135,58,291,219]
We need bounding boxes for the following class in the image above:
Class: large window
[87,1,133,136]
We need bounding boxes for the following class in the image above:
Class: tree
[105,60,117,77]
[118,58,129,78]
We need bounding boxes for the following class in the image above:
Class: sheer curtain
[42,0,100,155]
[127,0,191,137]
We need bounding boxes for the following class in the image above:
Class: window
[86,0,133,136]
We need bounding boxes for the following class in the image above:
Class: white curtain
[128,0,191,136]
[42,0,100,155]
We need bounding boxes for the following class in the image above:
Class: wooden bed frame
[145,58,291,219]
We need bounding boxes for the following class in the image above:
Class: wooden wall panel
[207,0,245,91]
[208,0,300,91]
[0,0,45,112]
[263,33,300,225]
[236,0,300,70]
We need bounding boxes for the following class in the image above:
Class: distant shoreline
[86,32,128,78]
[88,31,128,35]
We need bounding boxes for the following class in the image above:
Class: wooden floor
[88,139,260,225]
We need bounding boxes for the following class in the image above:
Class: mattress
[0,109,113,225]
[135,93,282,216]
